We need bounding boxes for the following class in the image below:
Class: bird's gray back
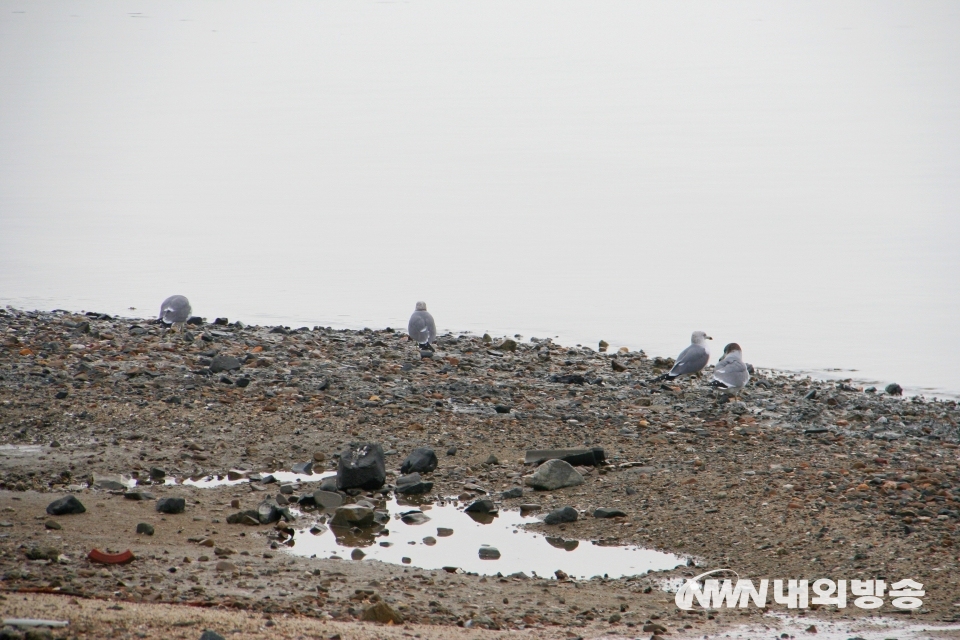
[669,344,709,377]
[408,310,436,343]
[713,357,749,388]
[160,295,191,323]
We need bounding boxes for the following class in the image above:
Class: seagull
[711,343,750,395]
[159,295,191,325]
[408,301,437,350]
[656,331,712,381]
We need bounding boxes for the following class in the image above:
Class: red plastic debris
[87,549,135,564]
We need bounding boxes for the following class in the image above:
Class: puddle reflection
[286,497,684,579]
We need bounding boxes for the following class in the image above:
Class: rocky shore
[1,307,959,639]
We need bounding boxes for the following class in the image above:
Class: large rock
[156,497,186,514]
[330,504,375,528]
[337,443,386,491]
[396,473,433,495]
[543,506,579,525]
[400,447,438,474]
[209,355,241,373]
[46,495,85,516]
[525,459,584,491]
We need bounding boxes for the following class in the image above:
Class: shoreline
[5,300,957,402]
[1,306,959,638]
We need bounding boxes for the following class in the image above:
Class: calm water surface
[1,2,958,396]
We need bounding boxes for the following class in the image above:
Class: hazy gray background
[1,1,958,396]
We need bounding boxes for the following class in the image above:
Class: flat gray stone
[525,459,584,491]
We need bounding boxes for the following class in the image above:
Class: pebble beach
[2,307,960,639]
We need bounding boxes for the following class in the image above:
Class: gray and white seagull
[711,342,750,395]
[159,295,191,325]
[657,331,713,381]
[408,301,437,350]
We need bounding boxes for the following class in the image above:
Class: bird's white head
[415,301,427,311]
[691,331,713,345]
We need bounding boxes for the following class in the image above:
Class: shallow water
[1,2,958,397]
[285,497,684,579]
[714,613,960,640]
[166,470,333,489]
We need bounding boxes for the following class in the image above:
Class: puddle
[165,471,334,488]
[0,445,43,457]
[711,612,960,640]
[285,497,685,579]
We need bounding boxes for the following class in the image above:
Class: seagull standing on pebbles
[408,301,437,350]
[657,331,712,381]
[159,295,191,325]
[711,343,750,395]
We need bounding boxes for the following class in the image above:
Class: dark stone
[149,467,166,480]
[291,461,313,475]
[136,522,155,535]
[396,473,434,495]
[46,495,85,516]
[494,405,511,414]
[885,383,903,396]
[209,355,241,373]
[124,491,155,501]
[465,499,497,514]
[330,505,375,528]
[543,506,579,525]
[186,316,203,325]
[400,447,438,474]
[400,510,431,525]
[478,545,501,559]
[501,487,523,499]
[156,497,186,514]
[54,390,68,400]
[213,317,229,326]
[260,474,277,484]
[235,377,250,388]
[226,510,261,525]
[199,631,227,640]
[611,359,627,372]
[257,500,281,524]
[593,507,627,518]
[524,447,605,467]
[319,476,338,492]
[804,389,818,400]
[337,443,386,491]
[549,374,586,385]
[446,446,457,456]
